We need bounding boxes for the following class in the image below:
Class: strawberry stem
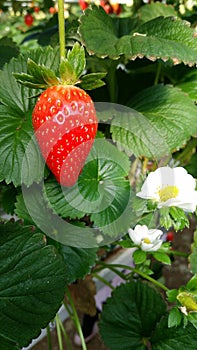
[58,0,66,61]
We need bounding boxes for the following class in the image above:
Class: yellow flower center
[158,185,179,202]
[143,238,151,244]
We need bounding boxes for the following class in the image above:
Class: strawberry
[32,85,97,187]
[24,13,34,27]
[79,0,89,10]
[14,43,105,186]
[111,3,122,15]
[166,231,174,242]
[34,6,40,13]
[100,1,113,14]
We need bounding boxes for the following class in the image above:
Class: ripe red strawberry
[24,13,34,27]
[100,1,113,14]
[32,85,97,187]
[79,0,89,10]
[166,231,174,242]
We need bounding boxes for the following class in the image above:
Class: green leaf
[0,221,67,348]
[169,207,189,230]
[0,184,17,215]
[118,238,135,248]
[99,281,166,350]
[133,249,147,264]
[137,3,178,23]
[59,58,75,83]
[0,37,19,69]
[24,46,60,73]
[153,252,171,265]
[28,58,60,86]
[118,17,197,66]
[82,139,132,236]
[177,70,197,101]
[185,153,197,178]
[0,335,20,350]
[113,16,139,37]
[189,231,197,274]
[167,289,179,303]
[188,312,197,330]
[15,192,35,224]
[67,42,86,80]
[80,7,197,66]
[44,179,85,220]
[168,307,182,328]
[79,5,119,58]
[59,245,97,284]
[151,315,197,349]
[0,47,60,186]
[45,138,133,238]
[115,84,197,159]
[58,43,87,85]
[0,105,44,186]
[15,183,98,248]
[14,58,60,89]
[187,275,197,291]
[13,47,59,89]
[80,72,106,90]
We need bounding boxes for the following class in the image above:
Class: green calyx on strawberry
[14,43,106,186]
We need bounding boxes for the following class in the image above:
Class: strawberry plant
[0,1,197,350]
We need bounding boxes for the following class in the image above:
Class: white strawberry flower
[128,224,163,252]
[137,167,197,213]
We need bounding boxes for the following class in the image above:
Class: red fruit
[32,85,98,187]
[100,1,113,14]
[111,3,122,15]
[166,231,174,242]
[79,0,89,10]
[24,13,34,27]
[49,6,56,14]
[34,6,40,13]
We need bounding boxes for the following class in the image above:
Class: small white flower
[137,167,197,212]
[128,224,163,252]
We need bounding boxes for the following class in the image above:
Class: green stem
[94,261,128,280]
[63,301,73,319]
[58,315,73,350]
[56,314,64,350]
[46,324,52,350]
[133,268,169,292]
[154,61,162,85]
[65,288,88,350]
[58,0,66,60]
[92,272,115,290]
[107,63,117,103]
[170,250,189,258]
[98,261,169,292]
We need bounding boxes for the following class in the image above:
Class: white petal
[150,240,163,251]
[128,228,141,245]
[134,224,149,236]
[158,194,197,212]
[141,241,154,251]
[128,225,151,244]
[141,240,162,252]
[148,229,163,241]
[155,167,177,186]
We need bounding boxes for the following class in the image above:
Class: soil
[31,218,196,350]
